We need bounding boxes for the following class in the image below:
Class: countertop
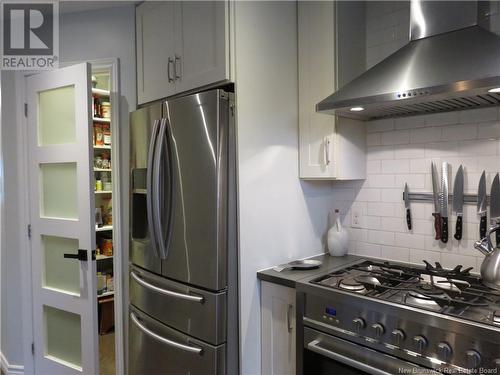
[257,253,362,288]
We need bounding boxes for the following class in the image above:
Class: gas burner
[494,311,500,325]
[405,291,443,311]
[338,279,367,294]
[419,274,471,293]
[354,275,382,287]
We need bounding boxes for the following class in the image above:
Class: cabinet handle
[167,57,174,83]
[174,55,181,80]
[286,304,293,332]
[324,137,331,166]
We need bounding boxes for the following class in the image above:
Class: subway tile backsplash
[337,109,500,272]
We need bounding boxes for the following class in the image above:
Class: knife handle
[406,208,412,230]
[441,216,448,243]
[454,216,462,241]
[480,215,487,239]
[432,213,441,240]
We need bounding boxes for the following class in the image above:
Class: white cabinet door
[261,281,296,375]
[136,1,176,105]
[298,1,337,179]
[27,63,99,375]
[174,1,229,93]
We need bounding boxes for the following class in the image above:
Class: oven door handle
[307,339,391,375]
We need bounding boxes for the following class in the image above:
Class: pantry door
[26,63,99,375]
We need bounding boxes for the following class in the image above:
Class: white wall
[0,4,136,370]
[333,2,500,272]
[234,2,338,374]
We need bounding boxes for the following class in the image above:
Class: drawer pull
[130,312,202,354]
[131,271,204,303]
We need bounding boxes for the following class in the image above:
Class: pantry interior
[90,63,120,375]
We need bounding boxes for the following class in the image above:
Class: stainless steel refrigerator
[128,89,239,374]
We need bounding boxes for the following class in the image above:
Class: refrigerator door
[129,305,226,375]
[161,89,229,291]
[129,264,227,345]
[130,103,163,274]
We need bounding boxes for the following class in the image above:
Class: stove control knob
[437,342,452,362]
[413,335,427,352]
[352,318,365,333]
[371,323,385,338]
[391,329,405,345]
[466,350,481,368]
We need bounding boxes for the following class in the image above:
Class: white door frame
[16,58,123,375]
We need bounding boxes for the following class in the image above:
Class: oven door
[304,327,439,375]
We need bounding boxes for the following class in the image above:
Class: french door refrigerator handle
[146,119,161,258]
[130,312,203,354]
[130,271,204,303]
[307,339,391,375]
[152,118,173,259]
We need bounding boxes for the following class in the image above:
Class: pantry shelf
[96,225,113,232]
[93,117,111,123]
[96,254,113,261]
[92,88,110,97]
[95,190,112,194]
[93,145,111,150]
[98,291,114,298]
[94,168,112,172]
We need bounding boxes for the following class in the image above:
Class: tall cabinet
[298,1,366,180]
[136,1,231,105]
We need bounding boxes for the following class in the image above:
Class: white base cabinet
[261,281,296,375]
[298,1,366,180]
[136,1,230,105]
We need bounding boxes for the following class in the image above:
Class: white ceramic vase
[327,209,348,257]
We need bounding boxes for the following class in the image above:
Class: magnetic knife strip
[403,192,491,205]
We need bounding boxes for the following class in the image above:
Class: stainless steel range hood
[317,1,500,121]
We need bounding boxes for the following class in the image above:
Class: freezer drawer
[129,265,227,345]
[129,305,226,375]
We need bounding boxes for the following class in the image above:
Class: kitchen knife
[431,162,442,240]
[440,162,449,243]
[404,183,412,230]
[478,171,487,239]
[452,165,464,241]
[490,173,500,247]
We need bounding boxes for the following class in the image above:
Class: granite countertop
[257,253,362,288]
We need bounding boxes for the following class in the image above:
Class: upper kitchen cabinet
[136,1,231,105]
[136,1,176,104]
[298,1,366,180]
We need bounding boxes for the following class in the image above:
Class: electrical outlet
[352,209,362,228]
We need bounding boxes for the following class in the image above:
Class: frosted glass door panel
[40,163,78,219]
[38,85,76,146]
[44,306,82,369]
[42,235,80,295]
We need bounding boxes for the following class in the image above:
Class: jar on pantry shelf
[103,123,111,146]
[94,156,103,169]
[101,239,113,257]
[94,123,104,146]
[95,179,103,191]
[101,101,111,119]
[101,153,110,169]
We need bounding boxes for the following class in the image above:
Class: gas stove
[297,258,500,374]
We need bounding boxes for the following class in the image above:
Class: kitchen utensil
[327,209,348,257]
[474,225,500,290]
[440,162,449,243]
[452,165,464,240]
[478,171,487,239]
[273,259,323,272]
[431,162,442,240]
[490,173,500,247]
[404,183,412,230]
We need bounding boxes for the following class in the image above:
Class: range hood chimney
[317,1,500,121]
